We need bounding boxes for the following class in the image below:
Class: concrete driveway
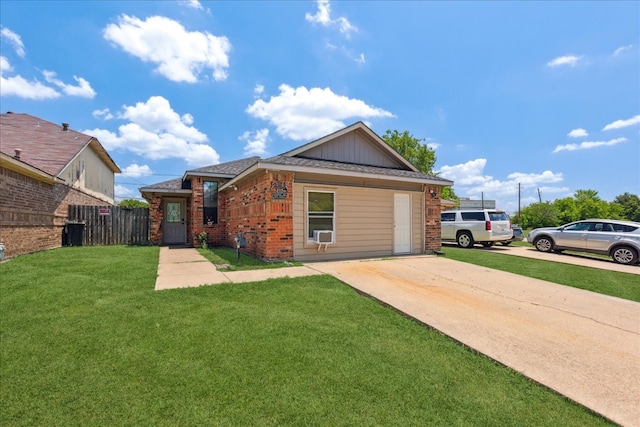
[308,255,640,426]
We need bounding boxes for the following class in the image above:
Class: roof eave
[220,161,453,189]
[0,152,62,184]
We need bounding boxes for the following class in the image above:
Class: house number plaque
[271,181,288,199]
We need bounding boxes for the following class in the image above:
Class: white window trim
[306,189,336,245]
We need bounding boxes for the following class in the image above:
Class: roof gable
[0,112,120,175]
[282,122,418,172]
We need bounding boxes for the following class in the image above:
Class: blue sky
[1,0,638,214]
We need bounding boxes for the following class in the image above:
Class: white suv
[441,209,513,248]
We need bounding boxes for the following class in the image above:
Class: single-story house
[140,122,453,261]
[0,112,121,259]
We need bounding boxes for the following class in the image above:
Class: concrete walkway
[154,246,322,290]
[155,247,640,426]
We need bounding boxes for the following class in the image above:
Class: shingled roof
[0,112,120,176]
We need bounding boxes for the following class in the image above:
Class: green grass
[442,246,640,302]
[198,247,302,271]
[0,246,611,426]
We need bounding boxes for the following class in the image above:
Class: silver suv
[441,209,513,248]
[527,219,640,265]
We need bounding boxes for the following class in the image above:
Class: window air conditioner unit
[313,230,334,244]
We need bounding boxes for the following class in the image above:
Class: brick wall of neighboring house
[219,172,294,260]
[424,186,443,253]
[0,166,110,259]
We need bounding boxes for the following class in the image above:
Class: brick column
[424,186,442,253]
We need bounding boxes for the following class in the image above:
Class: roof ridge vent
[62,122,69,131]
[13,149,22,159]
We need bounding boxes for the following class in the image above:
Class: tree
[613,193,640,222]
[382,129,458,200]
[519,202,558,229]
[382,129,436,173]
[118,199,149,208]
[553,197,579,224]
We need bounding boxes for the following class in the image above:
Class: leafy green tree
[382,129,459,200]
[553,197,579,224]
[382,129,436,173]
[118,199,149,208]
[613,192,640,222]
[519,202,558,228]
[441,186,458,201]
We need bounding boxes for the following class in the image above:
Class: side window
[307,191,334,240]
[461,212,485,221]
[441,212,456,222]
[203,181,218,224]
[565,222,591,231]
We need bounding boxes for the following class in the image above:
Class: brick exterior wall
[0,166,111,259]
[147,196,164,245]
[217,172,294,260]
[424,186,443,253]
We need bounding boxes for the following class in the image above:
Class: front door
[164,200,186,245]
[394,193,411,254]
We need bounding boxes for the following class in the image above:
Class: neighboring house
[140,122,453,261]
[0,112,121,259]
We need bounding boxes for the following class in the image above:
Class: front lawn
[197,246,302,271]
[442,246,640,302]
[1,246,610,426]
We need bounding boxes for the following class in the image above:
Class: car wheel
[533,236,554,253]
[611,246,638,265]
[457,231,474,248]
[481,242,494,247]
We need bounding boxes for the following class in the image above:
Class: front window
[307,191,334,239]
[203,181,218,224]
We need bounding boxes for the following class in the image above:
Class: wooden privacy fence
[67,205,150,246]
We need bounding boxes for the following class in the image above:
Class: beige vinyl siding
[59,147,115,204]
[294,183,423,261]
[300,128,403,169]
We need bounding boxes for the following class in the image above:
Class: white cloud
[547,55,582,68]
[613,44,633,56]
[180,0,203,10]
[103,15,231,83]
[84,96,220,167]
[567,128,588,138]
[0,57,59,99]
[42,70,96,98]
[93,108,114,120]
[246,84,394,141]
[254,84,264,97]
[240,128,270,156]
[438,158,566,213]
[305,0,357,37]
[0,27,26,58]
[121,163,153,178]
[553,137,627,153]
[0,56,12,72]
[114,184,136,200]
[355,53,366,64]
[602,115,640,131]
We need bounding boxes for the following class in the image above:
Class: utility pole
[537,188,542,203]
[518,183,521,223]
